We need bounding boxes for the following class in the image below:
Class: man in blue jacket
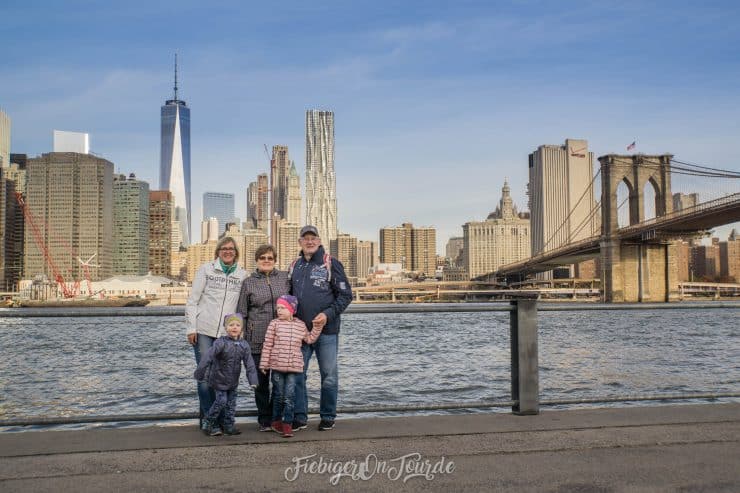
[291,225,353,431]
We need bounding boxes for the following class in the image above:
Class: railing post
[510,298,539,415]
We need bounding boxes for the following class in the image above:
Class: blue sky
[3,0,739,249]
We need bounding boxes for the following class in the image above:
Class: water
[0,307,737,428]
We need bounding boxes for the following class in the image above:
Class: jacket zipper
[217,266,231,338]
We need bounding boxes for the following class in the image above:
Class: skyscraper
[113,173,150,276]
[24,152,113,282]
[287,162,301,224]
[203,192,235,235]
[305,109,337,246]
[270,145,291,220]
[246,173,269,234]
[0,109,10,168]
[160,55,191,247]
[0,158,26,290]
[528,138,598,278]
[148,190,173,277]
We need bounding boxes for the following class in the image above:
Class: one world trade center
[160,55,191,247]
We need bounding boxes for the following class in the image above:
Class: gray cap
[300,225,319,237]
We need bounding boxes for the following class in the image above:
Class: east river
[0,304,737,429]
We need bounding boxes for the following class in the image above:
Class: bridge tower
[598,154,680,302]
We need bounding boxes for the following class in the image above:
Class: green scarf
[219,259,236,275]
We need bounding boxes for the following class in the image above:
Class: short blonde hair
[214,236,239,262]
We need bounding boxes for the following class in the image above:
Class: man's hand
[312,312,327,330]
[187,333,197,346]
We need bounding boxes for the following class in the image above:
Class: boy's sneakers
[282,424,294,438]
[258,423,272,432]
[222,424,241,436]
[292,421,308,431]
[270,420,283,434]
[202,419,222,436]
[318,419,335,431]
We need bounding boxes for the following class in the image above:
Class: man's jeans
[271,371,298,424]
[193,334,221,422]
[251,352,272,426]
[294,333,338,423]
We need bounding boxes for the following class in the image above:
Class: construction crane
[15,192,95,298]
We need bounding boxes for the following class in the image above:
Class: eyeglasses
[300,237,319,243]
[220,247,236,252]
[258,255,275,261]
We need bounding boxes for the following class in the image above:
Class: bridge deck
[1,403,737,492]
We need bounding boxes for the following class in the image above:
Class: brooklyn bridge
[480,153,740,302]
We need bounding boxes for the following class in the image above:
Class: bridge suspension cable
[540,168,601,253]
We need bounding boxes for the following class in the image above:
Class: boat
[13,297,151,308]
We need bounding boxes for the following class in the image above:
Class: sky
[3,0,739,250]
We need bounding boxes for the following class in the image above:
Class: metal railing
[1,300,738,427]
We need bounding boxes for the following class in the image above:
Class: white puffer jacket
[186,260,247,338]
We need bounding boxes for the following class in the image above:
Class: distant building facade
[246,173,269,235]
[673,192,699,212]
[330,233,358,280]
[24,152,113,282]
[445,236,464,266]
[356,240,378,280]
[0,161,26,290]
[148,191,173,277]
[0,109,10,167]
[275,220,301,270]
[203,192,235,236]
[528,139,598,278]
[380,223,437,275]
[112,174,149,276]
[719,229,739,281]
[463,181,531,280]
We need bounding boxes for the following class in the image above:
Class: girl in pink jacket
[260,295,322,437]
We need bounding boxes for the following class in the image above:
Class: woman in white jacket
[186,236,247,430]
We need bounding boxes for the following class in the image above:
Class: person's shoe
[318,419,335,431]
[292,421,308,431]
[203,419,222,436]
[222,424,241,435]
[282,424,294,438]
[270,420,283,434]
[258,423,272,432]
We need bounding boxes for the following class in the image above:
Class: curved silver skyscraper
[160,55,191,246]
[305,109,337,244]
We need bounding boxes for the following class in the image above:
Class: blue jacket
[291,245,353,335]
[193,336,259,391]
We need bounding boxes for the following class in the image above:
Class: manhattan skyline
[3,1,739,250]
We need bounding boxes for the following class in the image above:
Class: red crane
[14,192,77,298]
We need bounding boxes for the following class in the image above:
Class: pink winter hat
[276,295,298,315]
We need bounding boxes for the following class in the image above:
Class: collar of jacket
[213,259,236,274]
[252,268,275,278]
[302,245,326,265]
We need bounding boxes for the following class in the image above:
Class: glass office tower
[160,57,191,246]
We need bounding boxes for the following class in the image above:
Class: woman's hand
[187,333,197,346]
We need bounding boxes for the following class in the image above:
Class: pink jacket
[260,318,322,373]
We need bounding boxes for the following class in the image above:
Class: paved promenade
[0,403,738,492]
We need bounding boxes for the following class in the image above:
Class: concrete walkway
[0,403,738,492]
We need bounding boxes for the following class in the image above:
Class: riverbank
[1,403,737,492]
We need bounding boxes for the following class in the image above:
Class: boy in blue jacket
[194,313,258,436]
